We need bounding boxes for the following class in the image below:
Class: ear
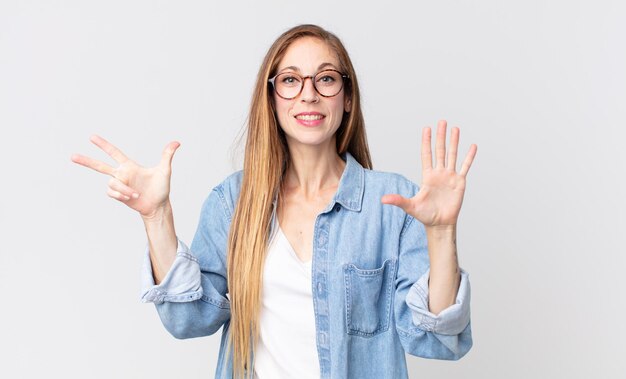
[344,98,351,113]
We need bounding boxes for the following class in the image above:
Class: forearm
[425,224,460,315]
[142,201,178,285]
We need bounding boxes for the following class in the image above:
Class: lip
[294,111,326,127]
[295,111,325,117]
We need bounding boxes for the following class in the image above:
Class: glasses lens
[314,70,344,97]
[275,73,302,99]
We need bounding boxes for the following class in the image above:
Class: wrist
[425,224,458,267]
[425,224,457,240]
[141,200,173,223]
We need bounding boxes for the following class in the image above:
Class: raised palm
[382,120,477,227]
[71,135,180,218]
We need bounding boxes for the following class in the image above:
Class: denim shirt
[141,152,472,379]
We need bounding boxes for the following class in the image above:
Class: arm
[394,214,472,360]
[72,136,230,338]
[382,120,477,359]
[394,215,472,360]
[141,188,231,339]
[425,225,460,315]
[142,201,178,285]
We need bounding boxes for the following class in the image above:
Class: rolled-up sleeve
[140,238,203,304]
[405,268,470,336]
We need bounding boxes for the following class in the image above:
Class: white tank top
[253,226,320,379]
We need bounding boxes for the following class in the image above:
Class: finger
[107,188,130,202]
[108,177,140,199]
[459,144,478,177]
[381,194,412,213]
[435,120,447,169]
[71,154,115,176]
[447,127,459,171]
[90,135,129,164]
[160,141,181,169]
[421,127,433,170]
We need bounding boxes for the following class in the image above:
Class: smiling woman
[72,24,476,379]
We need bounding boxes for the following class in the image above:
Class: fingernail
[123,195,130,201]
[132,193,140,199]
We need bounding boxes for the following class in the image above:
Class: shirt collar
[271,151,365,214]
[324,151,364,213]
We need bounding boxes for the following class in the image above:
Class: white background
[1,1,625,378]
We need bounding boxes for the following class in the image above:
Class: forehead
[277,37,340,71]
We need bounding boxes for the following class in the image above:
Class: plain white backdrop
[1,1,625,378]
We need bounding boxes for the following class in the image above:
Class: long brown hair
[225,24,372,379]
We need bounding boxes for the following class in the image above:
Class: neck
[283,139,346,198]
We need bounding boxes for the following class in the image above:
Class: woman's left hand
[382,120,477,227]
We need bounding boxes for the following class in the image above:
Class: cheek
[273,97,292,125]
[329,97,346,126]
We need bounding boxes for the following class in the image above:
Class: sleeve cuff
[140,238,204,304]
[405,268,471,336]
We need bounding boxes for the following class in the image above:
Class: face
[272,37,351,151]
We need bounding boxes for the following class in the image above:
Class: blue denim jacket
[141,152,472,379]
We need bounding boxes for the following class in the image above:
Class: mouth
[294,112,326,121]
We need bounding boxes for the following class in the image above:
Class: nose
[300,76,319,103]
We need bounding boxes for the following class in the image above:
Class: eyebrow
[278,62,338,73]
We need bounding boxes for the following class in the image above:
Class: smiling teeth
[296,114,324,120]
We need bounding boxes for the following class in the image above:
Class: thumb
[381,194,412,213]
[160,141,181,169]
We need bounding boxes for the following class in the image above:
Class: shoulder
[362,168,420,198]
[200,170,243,220]
[214,170,244,200]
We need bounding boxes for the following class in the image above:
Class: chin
[280,119,341,149]
[289,136,332,147]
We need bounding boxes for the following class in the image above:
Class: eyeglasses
[268,69,349,100]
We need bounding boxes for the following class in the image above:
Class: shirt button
[334,204,341,212]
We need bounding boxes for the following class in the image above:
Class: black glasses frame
[268,69,349,100]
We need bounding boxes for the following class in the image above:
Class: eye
[280,74,301,85]
[316,71,341,86]
[318,75,335,83]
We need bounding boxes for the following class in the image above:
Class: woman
[72,24,477,379]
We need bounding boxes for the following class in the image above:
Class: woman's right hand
[71,135,180,219]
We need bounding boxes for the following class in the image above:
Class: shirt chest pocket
[343,258,397,337]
